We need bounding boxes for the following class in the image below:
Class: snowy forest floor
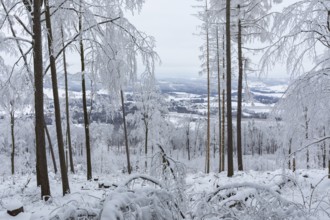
[0,168,329,220]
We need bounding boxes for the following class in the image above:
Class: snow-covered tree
[0,69,32,175]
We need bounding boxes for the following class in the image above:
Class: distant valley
[42,74,289,125]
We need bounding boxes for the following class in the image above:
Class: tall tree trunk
[323,127,326,169]
[288,138,292,170]
[206,13,211,174]
[237,9,244,171]
[304,107,309,169]
[79,1,92,180]
[44,123,57,174]
[121,90,131,174]
[293,153,296,172]
[328,142,330,178]
[213,126,216,158]
[61,26,75,174]
[226,0,234,177]
[10,111,15,175]
[221,33,226,172]
[187,125,191,161]
[32,0,51,199]
[216,27,222,173]
[144,119,148,170]
[45,0,70,195]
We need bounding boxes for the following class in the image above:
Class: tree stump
[4,199,24,216]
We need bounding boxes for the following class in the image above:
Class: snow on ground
[0,168,329,219]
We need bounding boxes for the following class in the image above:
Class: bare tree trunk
[32,0,51,199]
[237,7,244,171]
[61,26,75,174]
[45,0,70,195]
[10,111,15,175]
[206,12,211,174]
[293,153,296,172]
[44,123,57,174]
[221,33,226,172]
[304,107,309,169]
[79,1,92,180]
[144,119,148,170]
[226,0,234,177]
[187,126,191,161]
[121,90,131,174]
[216,26,222,173]
[328,142,330,178]
[288,139,292,170]
[323,127,326,169]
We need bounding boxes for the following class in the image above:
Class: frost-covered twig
[207,182,293,206]
[20,176,31,194]
[122,174,164,188]
[308,175,329,213]
[271,173,306,206]
[289,136,330,158]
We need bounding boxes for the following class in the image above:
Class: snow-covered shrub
[193,182,306,220]
[150,144,187,214]
[48,193,102,220]
[100,175,185,220]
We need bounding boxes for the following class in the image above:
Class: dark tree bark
[32,0,51,199]
[288,138,292,170]
[216,26,222,173]
[186,122,191,161]
[79,1,92,180]
[45,0,70,195]
[61,26,75,174]
[328,143,330,178]
[121,90,131,174]
[143,115,148,170]
[237,6,244,171]
[293,152,296,172]
[304,107,309,169]
[323,127,326,169]
[226,0,234,177]
[221,33,226,172]
[44,123,57,174]
[10,111,15,175]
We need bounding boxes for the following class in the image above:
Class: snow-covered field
[1,168,329,219]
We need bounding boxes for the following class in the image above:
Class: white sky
[127,0,203,79]
[126,0,309,80]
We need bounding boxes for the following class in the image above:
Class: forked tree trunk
[45,0,70,195]
[61,26,75,174]
[237,8,244,171]
[44,123,57,174]
[226,0,234,177]
[79,1,92,180]
[32,0,51,199]
[121,90,131,174]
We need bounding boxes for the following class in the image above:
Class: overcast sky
[127,0,203,79]
[127,0,301,79]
